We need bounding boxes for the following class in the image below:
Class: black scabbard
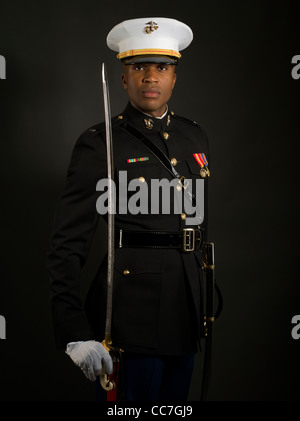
[200,242,215,401]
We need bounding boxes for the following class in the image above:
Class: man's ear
[172,71,177,90]
[121,73,127,90]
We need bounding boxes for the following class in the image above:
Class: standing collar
[143,105,169,119]
[122,102,171,133]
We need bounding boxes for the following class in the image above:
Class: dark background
[0,0,299,402]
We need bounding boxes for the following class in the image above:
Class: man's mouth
[142,89,160,98]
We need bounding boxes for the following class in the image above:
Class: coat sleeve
[46,129,107,349]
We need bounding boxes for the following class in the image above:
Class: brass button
[170,157,177,166]
[170,111,175,115]
[117,115,123,119]
[139,176,145,183]
[162,132,169,140]
[181,213,186,221]
[123,269,130,276]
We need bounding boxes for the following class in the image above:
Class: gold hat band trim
[117,48,181,60]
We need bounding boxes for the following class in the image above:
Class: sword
[99,62,119,395]
[101,61,114,348]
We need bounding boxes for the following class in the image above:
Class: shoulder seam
[172,113,200,127]
[86,114,127,137]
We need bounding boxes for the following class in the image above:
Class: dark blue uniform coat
[47,102,210,356]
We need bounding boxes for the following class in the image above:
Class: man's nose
[142,66,158,83]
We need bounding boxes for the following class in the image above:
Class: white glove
[65,340,113,382]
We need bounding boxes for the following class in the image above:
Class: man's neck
[144,106,168,120]
[130,101,168,119]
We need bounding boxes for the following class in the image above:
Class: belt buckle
[183,228,195,252]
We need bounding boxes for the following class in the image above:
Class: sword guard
[100,371,116,391]
[100,338,124,393]
[99,338,116,390]
[101,338,113,352]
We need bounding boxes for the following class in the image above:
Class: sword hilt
[100,337,115,391]
[100,370,115,391]
[101,336,113,352]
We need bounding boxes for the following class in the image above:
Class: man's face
[121,62,177,117]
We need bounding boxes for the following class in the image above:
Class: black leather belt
[115,228,203,252]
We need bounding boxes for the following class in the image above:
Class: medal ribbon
[127,157,149,163]
[193,153,208,167]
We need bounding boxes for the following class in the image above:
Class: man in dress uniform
[47,17,211,401]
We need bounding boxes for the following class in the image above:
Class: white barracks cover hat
[107,17,193,64]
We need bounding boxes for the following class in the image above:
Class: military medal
[193,153,210,178]
[200,167,210,178]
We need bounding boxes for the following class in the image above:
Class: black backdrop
[0,0,299,402]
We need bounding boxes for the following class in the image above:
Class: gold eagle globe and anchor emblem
[144,118,154,129]
[144,21,159,34]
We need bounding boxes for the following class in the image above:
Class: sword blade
[102,62,115,346]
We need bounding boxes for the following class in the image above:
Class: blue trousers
[95,353,195,401]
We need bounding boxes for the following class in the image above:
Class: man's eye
[134,65,145,71]
[159,65,168,71]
